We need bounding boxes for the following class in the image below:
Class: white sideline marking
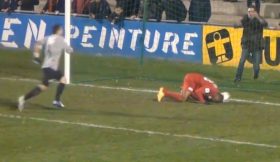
[1,77,280,107]
[230,99,280,107]
[0,113,278,149]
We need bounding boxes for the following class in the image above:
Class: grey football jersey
[39,35,73,70]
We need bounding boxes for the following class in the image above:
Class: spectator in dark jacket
[88,0,111,19]
[0,0,17,12]
[0,0,10,12]
[116,0,140,18]
[146,0,163,21]
[18,0,39,11]
[247,0,260,14]
[42,0,65,13]
[108,6,124,27]
[11,0,16,10]
[72,0,90,14]
[162,0,187,22]
[189,0,211,22]
[234,6,267,82]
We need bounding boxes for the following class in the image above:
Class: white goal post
[64,0,71,84]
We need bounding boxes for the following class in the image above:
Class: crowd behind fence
[0,0,279,28]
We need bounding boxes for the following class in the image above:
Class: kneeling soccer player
[18,25,73,112]
[157,73,230,104]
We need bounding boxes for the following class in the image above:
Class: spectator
[0,0,10,12]
[42,0,65,13]
[72,0,89,14]
[0,0,17,12]
[17,0,39,11]
[11,0,17,10]
[88,0,111,19]
[234,6,268,82]
[145,0,163,21]
[108,6,124,26]
[223,0,238,2]
[116,0,140,18]
[247,0,260,13]
[162,0,187,22]
[189,0,211,22]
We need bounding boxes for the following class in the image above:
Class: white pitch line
[1,77,280,107]
[0,113,278,149]
[230,99,280,107]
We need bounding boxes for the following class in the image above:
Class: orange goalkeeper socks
[164,89,185,102]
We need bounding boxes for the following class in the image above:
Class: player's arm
[193,88,207,104]
[63,38,74,54]
[65,45,74,54]
[32,39,45,65]
[64,42,73,54]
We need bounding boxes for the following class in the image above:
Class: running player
[157,73,230,104]
[18,25,73,112]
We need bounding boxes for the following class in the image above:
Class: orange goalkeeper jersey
[182,73,220,103]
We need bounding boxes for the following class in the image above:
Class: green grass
[0,49,280,162]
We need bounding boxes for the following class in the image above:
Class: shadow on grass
[29,103,58,111]
[0,97,61,112]
[0,98,18,111]
[96,110,187,121]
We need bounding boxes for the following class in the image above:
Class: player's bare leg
[18,84,48,112]
[53,76,66,108]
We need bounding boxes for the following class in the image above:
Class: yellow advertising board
[203,25,280,70]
